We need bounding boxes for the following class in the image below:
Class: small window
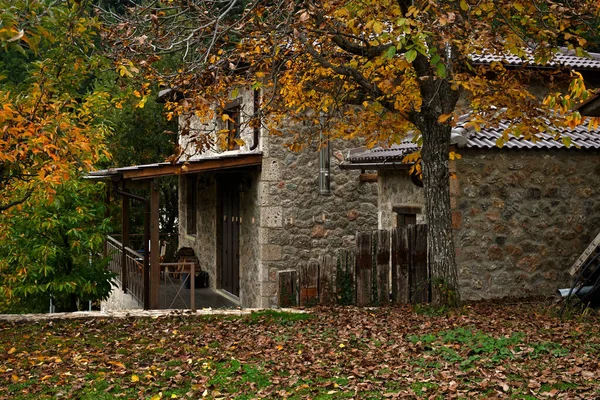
[223,99,242,150]
[186,175,197,235]
[393,206,421,227]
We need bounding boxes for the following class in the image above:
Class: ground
[0,301,599,399]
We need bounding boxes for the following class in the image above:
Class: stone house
[341,50,600,300]
[343,124,600,300]
[92,88,378,309]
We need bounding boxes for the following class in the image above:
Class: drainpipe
[249,89,260,151]
[112,178,151,310]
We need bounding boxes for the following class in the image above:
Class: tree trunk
[409,58,460,306]
[420,118,459,306]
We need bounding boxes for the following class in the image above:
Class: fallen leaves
[0,302,599,399]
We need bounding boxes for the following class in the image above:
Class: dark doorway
[218,176,240,297]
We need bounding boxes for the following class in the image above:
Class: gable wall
[452,149,600,300]
[256,133,379,307]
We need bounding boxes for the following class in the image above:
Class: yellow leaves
[108,361,126,369]
[459,0,469,12]
[276,345,284,351]
[372,21,383,35]
[449,151,462,161]
[7,347,16,355]
[117,60,139,78]
[131,374,140,382]
[11,374,19,383]
[339,343,346,348]
[136,96,148,109]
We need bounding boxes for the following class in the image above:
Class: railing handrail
[107,235,122,248]
[124,246,143,259]
[110,233,177,238]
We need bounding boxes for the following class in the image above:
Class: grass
[1,303,600,399]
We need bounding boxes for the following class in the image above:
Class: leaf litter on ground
[0,301,599,399]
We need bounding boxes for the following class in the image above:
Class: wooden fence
[278,224,429,307]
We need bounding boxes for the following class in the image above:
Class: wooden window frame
[393,205,421,227]
[224,98,242,151]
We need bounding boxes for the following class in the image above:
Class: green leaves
[405,49,417,63]
[0,177,114,313]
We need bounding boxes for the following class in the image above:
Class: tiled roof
[345,142,419,164]
[470,48,600,70]
[342,121,600,167]
[465,121,600,150]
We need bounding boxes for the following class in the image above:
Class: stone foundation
[100,281,143,311]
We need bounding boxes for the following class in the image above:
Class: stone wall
[452,149,600,300]
[257,135,379,307]
[238,169,261,307]
[377,169,425,230]
[100,281,143,311]
[178,173,218,291]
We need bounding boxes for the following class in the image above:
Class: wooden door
[219,177,240,297]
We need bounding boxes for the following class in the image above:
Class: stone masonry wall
[257,135,379,307]
[452,149,600,300]
[178,173,218,292]
[377,170,425,230]
[238,169,261,307]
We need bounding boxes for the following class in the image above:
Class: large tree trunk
[410,57,460,306]
[419,118,459,306]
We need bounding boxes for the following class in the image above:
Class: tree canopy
[0,0,111,212]
[101,0,600,305]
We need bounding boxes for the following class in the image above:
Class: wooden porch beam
[121,182,130,293]
[121,154,263,180]
[150,179,161,309]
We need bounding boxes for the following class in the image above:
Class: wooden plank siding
[277,225,429,308]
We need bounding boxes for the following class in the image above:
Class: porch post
[121,181,130,292]
[150,179,161,309]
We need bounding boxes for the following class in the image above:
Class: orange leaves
[437,113,453,124]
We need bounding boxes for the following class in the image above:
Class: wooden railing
[106,236,123,283]
[105,235,145,307]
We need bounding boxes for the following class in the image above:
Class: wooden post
[392,227,410,304]
[300,261,319,307]
[278,270,298,307]
[376,230,390,304]
[150,179,161,309]
[121,182,129,293]
[190,262,196,312]
[410,224,429,303]
[355,231,373,306]
[319,255,336,305]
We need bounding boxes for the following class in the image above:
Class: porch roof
[88,152,263,181]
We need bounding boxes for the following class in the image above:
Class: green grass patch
[246,310,313,325]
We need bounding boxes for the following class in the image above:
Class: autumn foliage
[0,0,111,212]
